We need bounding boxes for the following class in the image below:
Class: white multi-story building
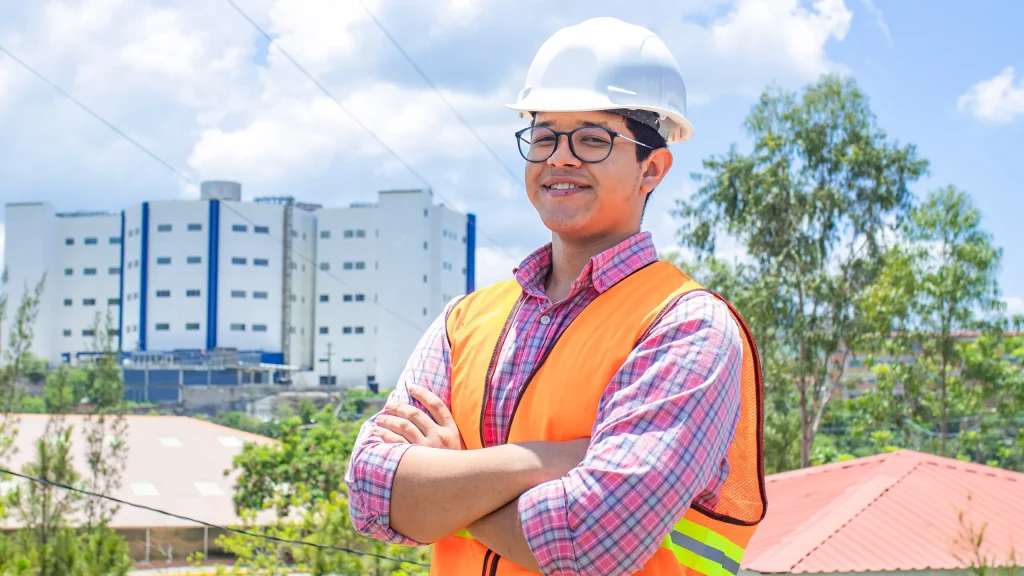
[4,182,476,391]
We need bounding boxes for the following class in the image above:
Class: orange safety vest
[431,261,766,576]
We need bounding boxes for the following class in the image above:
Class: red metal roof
[744,450,1024,573]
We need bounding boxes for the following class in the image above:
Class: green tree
[856,187,1012,459]
[0,272,46,463]
[213,401,429,575]
[674,74,929,467]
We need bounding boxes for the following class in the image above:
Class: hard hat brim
[506,91,694,144]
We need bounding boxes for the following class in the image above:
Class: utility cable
[0,467,429,567]
[220,0,523,265]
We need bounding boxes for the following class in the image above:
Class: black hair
[623,117,667,219]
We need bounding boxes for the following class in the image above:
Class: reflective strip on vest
[664,518,744,576]
[451,519,744,576]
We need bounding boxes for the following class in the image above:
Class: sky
[0,0,1021,315]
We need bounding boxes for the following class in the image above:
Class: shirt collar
[513,231,659,299]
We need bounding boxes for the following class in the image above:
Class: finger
[385,404,437,437]
[370,425,409,445]
[408,385,455,427]
[375,414,427,444]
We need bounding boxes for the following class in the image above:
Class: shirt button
[540,315,551,326]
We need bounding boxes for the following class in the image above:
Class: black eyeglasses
[514,125,653,163]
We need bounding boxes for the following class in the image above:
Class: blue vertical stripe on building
[466,213,476,294]
[206,200,220,350]
[117,211,125,352]
[139,202,149,351]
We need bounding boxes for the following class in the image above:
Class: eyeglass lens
[517,126,614,162]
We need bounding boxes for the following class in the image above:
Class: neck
[545,229,638,302]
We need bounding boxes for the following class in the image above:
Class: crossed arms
[344,291,744,575]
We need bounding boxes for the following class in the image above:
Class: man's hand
[372,384,464,450]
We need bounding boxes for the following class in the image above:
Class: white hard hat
[507,17,693,144]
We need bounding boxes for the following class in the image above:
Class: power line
[0,466,429,567]
[353,0,524,188]
[0,42,444,337]
[220,0,522,265]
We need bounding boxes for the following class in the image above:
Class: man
[346,16,766,576]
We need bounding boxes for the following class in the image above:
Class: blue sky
[0,0,1021,312]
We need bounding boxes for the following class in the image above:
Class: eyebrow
[534,119,613,130]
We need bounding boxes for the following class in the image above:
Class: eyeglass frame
[514,124,653,164]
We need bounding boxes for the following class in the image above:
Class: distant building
[4,183,475,392]
[0,414,276,563]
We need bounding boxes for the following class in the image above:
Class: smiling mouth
[545,182,591,197]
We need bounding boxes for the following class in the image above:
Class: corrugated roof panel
[745,450,1024,574]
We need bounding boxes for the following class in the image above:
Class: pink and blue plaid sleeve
[345,298,458,545]
[518,291,744,575]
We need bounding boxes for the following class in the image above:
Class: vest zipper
[479,297,526,447]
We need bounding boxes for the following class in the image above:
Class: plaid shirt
[345,232,743,575]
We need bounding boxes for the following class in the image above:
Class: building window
[64,268,73,276]
[343,294,353,302]
[252,324,267,332]
[185,323,200,331]
[319,327,329,335]
[252,291,268,299]
[344,230,354,238]
[254,226,269,234]
[355,261,365,270]
[423,241,428,250]
[319,294,329,303]
[232,224,247,233]
[109,236,121,244]
[156,290,170,298]
[356,229,366,238]
[157,257,171,265]
[107,298,120,305]
[343,327,352,334]
[355,326,364,334]
[423,307,428,316]
[82,329,95,337]
[342,262,352,270]
[84,237,98,245]
[186,256,202,264]
[157,224,172,232]
[320,230,330,239]
[424,208,428,217]
[231,290,246,298]
[254,258,269,267]
[109,267,121,275]
[289,294,297,302]
[320,262,330,271]
[230,323,245,332]
[83,298,96,306]
[155,323,169,331]
[65,238,74,246]
[291,230,298,238]
[63,329,71,337]
[423,274,428,283]
[188,223,202,231]
[108,329,118,337]
[231,257,246,265]
[186,289,201,297]
[84,268,97,276]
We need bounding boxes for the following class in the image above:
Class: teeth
[550,182,579,190]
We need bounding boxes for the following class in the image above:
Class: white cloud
[1004,296,1024,316]
[667,0,853,104]
[958,67,1024,125]
[0,0,856,288]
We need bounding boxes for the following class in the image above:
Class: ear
[639,148,673,193]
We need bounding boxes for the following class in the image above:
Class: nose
[547,134,582,168]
